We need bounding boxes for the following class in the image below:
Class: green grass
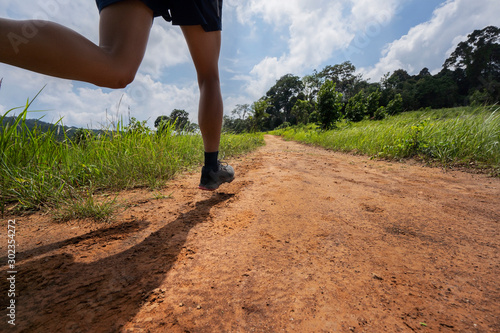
[54,192,119,223]
[1,102,264,220]
[271,106,500,174]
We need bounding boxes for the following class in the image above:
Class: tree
[382,69,412,91]
[71,128,95,146]
[169,109,190,131]
[366,89,381,119]
[292,99,315,125]
[154,115,169,129]
[415,75,459,109]
[316,80,343,129]
[319,61,362,99]
[155,109,196,133]
[250,98,271,132]
[302,70,323,102]
[126,117,150,135]
[223,104,255,133]
[344,91,367,122]
[232,104,251,120]
[265,74,304,127]
[183,122,199,133]
[444,26,500,101]
[417,67,432,78]
[373,106,387,120]
[380,69,421,110]
[386,94,403,115]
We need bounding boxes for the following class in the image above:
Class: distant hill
[1,116,102,141]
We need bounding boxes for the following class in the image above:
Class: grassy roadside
[0,104,264,220]
[271,106,499,175]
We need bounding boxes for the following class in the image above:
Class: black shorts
[95,0,222,32]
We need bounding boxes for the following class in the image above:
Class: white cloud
[0,0,99,40]
[226,0,401,99]
[360,0,500,82]
[349,0,399,30]
[123,74,200,127]
[139,21,191,79]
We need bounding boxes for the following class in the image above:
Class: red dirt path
[1,135,499,332]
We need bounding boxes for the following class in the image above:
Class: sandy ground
[1,135,499,333]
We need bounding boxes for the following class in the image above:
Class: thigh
[98,0,154,69]
[181,25,221,79]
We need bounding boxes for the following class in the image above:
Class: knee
[197,73,220,89]
[106,70,136,89]
[96,59,138,88]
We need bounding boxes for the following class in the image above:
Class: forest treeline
[222,26,500,133]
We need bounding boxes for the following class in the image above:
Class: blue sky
[0,0,499,128]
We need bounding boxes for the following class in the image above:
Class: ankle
[204,151,219,172]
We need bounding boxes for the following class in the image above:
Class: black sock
[204,151,219,172]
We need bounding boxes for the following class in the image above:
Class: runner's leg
[0,0,153,88]
[181,25,223,153]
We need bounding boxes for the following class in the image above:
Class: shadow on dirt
[0,220,151,264]
[1,192,234,332]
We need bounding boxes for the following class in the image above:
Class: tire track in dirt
[1,135,499,332]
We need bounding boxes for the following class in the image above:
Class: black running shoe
[199,161,235,191]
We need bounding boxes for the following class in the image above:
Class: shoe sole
[198,177,234,191]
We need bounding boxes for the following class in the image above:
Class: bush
[470,89,492,106]
[387,93,403,115]
[366,89,381,118]
[276,122,292,130]
[373,106,387,120]
[292,99,315,125]
[317,80,344,129]
[345,91,367,122]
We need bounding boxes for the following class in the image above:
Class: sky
[0,0,499,128]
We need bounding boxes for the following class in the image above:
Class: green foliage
[386,94,404,115]
[250,98,271,132]
[222,115,249,134]
[366,89,381,118]
[155,109,198,133]
[373,106,388,120]
[302,71,323,101]
[154,115,169,129]
[55,192,119,223]
[72,128,95,146]
[317,80,344,129]
[220,132,265,157]
[222,101,271,134]
[292,99,315,125]
[1,102,264,218]
[470,89,494,106]
[309,110,320,124]
[232,104,252,119]
[265,74,304,127]
[222,104,254,133]
[235,26,499,132]
[345,91,367,122]
[444,26,500,93]
[126,117,150,135]
[275,122,292,130]
[415,74,460,109]
[272,106,500,173]
[318,61,362,99]
[381,120,429,158]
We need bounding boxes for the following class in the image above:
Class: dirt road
[1,135,499,332]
